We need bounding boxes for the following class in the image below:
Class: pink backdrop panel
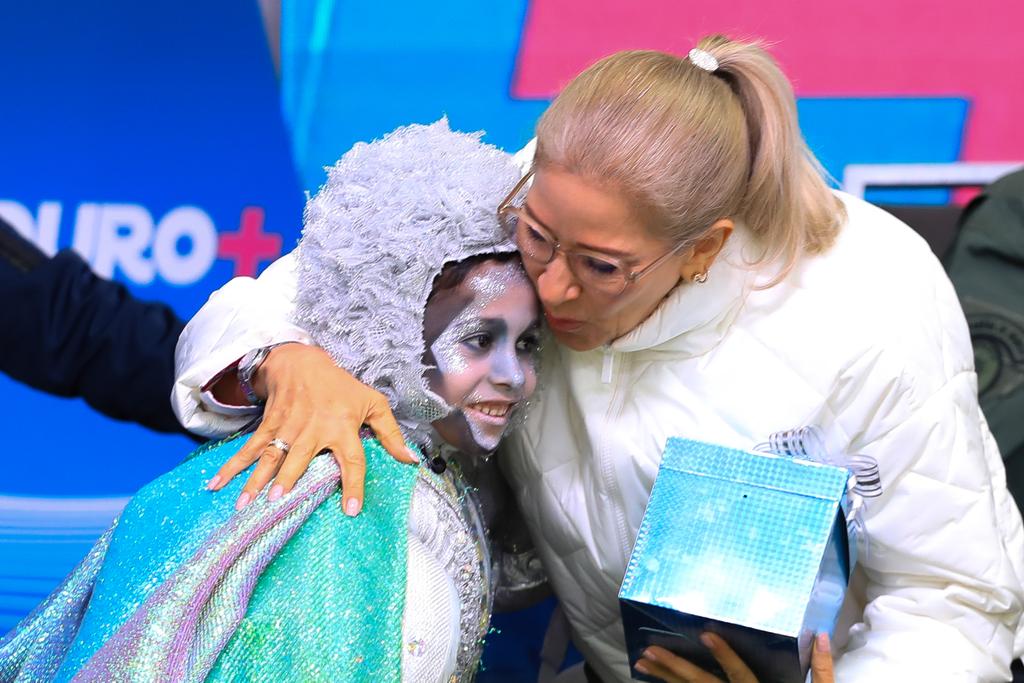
[513,0,1024,162]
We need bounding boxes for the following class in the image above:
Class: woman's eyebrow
[522,202,634,259]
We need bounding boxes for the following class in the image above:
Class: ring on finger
[268,438,291,454]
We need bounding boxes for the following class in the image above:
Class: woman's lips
[545,312,584,333]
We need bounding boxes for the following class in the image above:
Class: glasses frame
[497,170,688,296]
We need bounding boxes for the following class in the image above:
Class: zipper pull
[601,347,615,384]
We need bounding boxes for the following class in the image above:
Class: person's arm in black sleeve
[0,214,189,435]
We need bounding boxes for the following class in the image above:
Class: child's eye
[463,333,494,351]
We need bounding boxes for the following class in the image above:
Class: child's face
[423,260,541,456]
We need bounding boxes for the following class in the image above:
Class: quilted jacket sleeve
[832,275,1024,682]
[171,252,310,437]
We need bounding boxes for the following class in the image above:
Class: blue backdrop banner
[0,0,303,633]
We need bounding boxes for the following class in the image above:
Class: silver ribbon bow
[756,426,882,497]
[755,426,882,554]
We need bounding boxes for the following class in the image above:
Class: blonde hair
[534,35,845,283]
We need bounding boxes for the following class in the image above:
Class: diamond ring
[267,438,291,454]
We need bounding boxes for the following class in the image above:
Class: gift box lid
[619,437,851,638]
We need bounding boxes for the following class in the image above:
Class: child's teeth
[472,404,510,417]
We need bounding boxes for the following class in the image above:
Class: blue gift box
[619,438,856,683]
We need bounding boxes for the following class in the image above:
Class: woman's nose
[536,254,581,308]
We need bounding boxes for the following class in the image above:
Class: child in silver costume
[0,120,544,682]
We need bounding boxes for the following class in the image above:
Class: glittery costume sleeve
[0,433,491,682]
[203,440,492,682]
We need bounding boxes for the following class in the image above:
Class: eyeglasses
[497,171,687,297]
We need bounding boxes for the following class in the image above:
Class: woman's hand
[206,343,418,515]
[636,632,834,683]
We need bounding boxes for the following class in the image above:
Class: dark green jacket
[945,169,1024,508]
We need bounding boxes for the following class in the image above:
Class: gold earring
[692,271,708,284]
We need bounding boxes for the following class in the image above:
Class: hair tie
[688,48,719,73]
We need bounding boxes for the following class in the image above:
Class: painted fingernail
[816,633,830,653]
[268,484,284,502]
[235,492,252,510]
[345,497,362,517]
[206,475,222,490]
[642,648,657,662]
[700,633,715,649]
[634,661,649,674]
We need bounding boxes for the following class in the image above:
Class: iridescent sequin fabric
[0,525,115,681]
[203,439,422,682]
[1,434,492,682]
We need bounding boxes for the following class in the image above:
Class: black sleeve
[943,169,1024,511]
[0,216,190,435]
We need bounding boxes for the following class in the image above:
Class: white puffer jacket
[502,193,1024,682]
[173,192,1024,682]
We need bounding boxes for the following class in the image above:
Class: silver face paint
[427,261,539,454]
[429,263,527,377]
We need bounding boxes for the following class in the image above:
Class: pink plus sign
[218,206,283,277]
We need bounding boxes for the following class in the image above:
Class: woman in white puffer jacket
[174,36,1024,682]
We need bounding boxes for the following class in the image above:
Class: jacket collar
[608,223,764,357]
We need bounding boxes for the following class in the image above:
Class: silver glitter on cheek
[459,340,527,452]
[430,322,471,376]
[467,360,535,455]
[464,411,502,452]
[429,262,529,383]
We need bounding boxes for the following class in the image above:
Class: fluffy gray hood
[292,119,521,440]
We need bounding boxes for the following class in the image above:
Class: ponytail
[698,35,844,282]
